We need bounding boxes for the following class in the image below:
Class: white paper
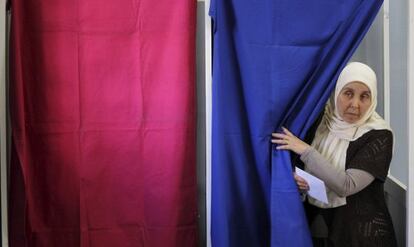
[295,167,328,204]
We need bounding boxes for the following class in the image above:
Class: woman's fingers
[276,145,289,150]
[272,128,307,154]
[271,133,290,142]
[294,173,304,181]
[294,173,309,191]
[271,139,286,144]
[296,180,308,187]
[271,133,286,139]
[282,127,294,136]
[294,174,308,184]
[273,129,310,155]
[272,127,294,138]
[272,129,292,138]
[271,133,290,147]
[297,182,309,191]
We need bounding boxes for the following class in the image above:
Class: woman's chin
[343,115,360,124]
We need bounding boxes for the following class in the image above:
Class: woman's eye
[361,94,371,100]
[344,91,353,97]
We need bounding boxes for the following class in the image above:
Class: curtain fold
[209,0,383,246]
[9,1,198,246]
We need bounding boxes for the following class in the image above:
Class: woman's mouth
[345,112,359,117]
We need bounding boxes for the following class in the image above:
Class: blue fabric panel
[210,1,383,246]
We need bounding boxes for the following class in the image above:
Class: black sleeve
[347,130,393,182]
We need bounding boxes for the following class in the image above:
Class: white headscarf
[307,62,392,208]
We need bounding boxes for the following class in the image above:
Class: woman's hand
[271,127,310,155]
[294,173,310,193]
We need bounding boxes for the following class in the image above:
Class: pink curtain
[9,0,197,246]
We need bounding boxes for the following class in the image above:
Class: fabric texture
[305,129,397,247]
[301,147,374,197]
[308,62,392,208]
[209,0,384,246]
[9,1,198,246]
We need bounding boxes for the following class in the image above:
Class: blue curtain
[209,0,383,246]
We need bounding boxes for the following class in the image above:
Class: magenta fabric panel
[9,0,197,246]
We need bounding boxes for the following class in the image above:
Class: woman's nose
[350,98,360,108]
[351,97,361,107]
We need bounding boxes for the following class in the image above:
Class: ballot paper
[295,167,329,204]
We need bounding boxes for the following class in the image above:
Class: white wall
[407,0,414,246]
[352,7,385,117]
[389,0,409,187]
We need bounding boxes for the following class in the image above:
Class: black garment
[295,128,398,247]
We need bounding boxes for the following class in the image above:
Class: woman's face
[336,81,372,124]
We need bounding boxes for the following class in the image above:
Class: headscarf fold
[307,62,392,208]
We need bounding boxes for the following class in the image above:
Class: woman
[271,62,397,247]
